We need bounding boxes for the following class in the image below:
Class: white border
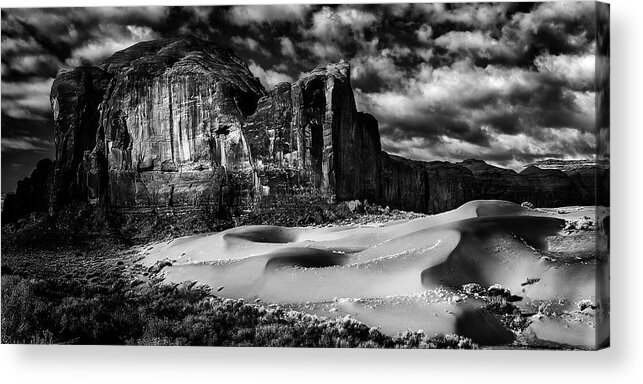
[2,1,641,383]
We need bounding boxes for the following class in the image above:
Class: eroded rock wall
[95,37,265,208]
[41,38,383,215]
[243,60,381,204]
[378,156,608,214]
[50,66,112,205]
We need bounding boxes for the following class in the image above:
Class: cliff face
[3,36,609,223]
[459,159,575,207]
[42,37,382,214]
[244,61,381,203]
[379,155,479,214]
[50,66,112,206]
[96,37,266,208]
[531,159,610,206]
[379,156,609,213]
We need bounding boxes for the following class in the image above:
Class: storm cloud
[1,2,602,192]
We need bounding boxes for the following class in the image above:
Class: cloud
[501,1,596,57]
[248,60,294,89]
[355,56,595,162]
[1,136,51,152]
[380,127,595,171]
[416,24,433,44]
[68,25,159,63]
[227,4,312,26]
[438,3,511,30]
[308,42,343,62]
[410,2,510,30]
[302,6,379,60]
[1,78,54,120]
[534,52,595,91]
[1,35,45,57]
[351,50,407,92]
[434,30,519,61]
[231,36,260,51]
[279,37,296,58]
[231,36,271,57]
[307,6,377,42]
[1,53,62,78]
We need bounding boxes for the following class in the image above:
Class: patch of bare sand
[136,200,609,348]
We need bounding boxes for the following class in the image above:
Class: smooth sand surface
[137,200,609,348]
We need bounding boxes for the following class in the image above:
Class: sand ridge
[136,200,609,348]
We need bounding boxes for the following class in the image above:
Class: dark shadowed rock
[425,161,477,213]
[455,308,515,346]
[50,66,112,205]
[459,159,529,203]
[519,166,574,207]
[379,155,478,214]
[1,159,55,222]
[531,159,610,206]
[379,153,428,213]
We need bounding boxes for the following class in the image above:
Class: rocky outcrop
[531,159,610,206]
[97,37,266,208]
[518,166,575,207]
[2,159,55,221]
[244,61,381,203]
[380,154,428,212]
[2,36,609,223]
[457,159,576,207]
[425,161,478,213]
[50,37,383,212]
[50,66,112,205]
[378,156,609,214]
[379,155,480,214]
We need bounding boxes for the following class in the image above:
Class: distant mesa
[2,36,609,222]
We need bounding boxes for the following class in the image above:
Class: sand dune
[138,200,609,348]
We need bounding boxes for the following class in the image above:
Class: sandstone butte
[2,36,610,222]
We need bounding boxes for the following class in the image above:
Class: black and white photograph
[1,0,610,354]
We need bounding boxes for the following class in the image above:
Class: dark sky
[1,2,599,192]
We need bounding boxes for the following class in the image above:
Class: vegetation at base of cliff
[0,198,442,348]
[1,273,475,349]
[1,198,424,246]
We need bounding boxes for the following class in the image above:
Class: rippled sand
[138,200,609,349]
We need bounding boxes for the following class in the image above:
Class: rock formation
[244,61,381,203]
[2,159,55,221]
[2,36,609,223]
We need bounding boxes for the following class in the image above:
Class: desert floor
[135,200,609,348]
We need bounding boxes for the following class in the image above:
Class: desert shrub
[2,274,477,349]
[482,300,529,332]
[1,276,53,343]
[429,334,478,349]
[52,295,142,344]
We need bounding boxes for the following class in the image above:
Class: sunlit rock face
[244,60,381,203]
[48,36,268,209]
[47,37,383,212]
[96,36,265,207]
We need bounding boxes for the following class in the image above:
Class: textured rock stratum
[2,36,609,222]
[244,61,381,203]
